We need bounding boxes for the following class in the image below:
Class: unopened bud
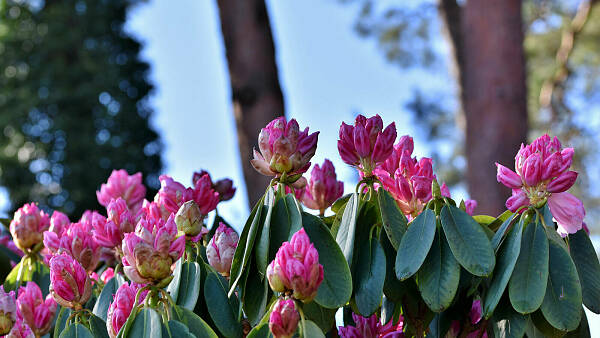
[175,201,204,236]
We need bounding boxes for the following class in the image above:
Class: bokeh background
[1,0,599,333]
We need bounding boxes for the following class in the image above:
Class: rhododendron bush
[0,115,597,338]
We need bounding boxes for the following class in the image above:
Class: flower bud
[214,178,236,201]
[174,201,205,237]
[49,211,69,236]
[6,317,34,338]
[101,268,115,284]
[546,171,578,193]
[0,286,16,335]
[269,299,299,338]
[505,189,528,212]
[45,215,102,273]
[190,174,220,215]
[266,229,323,302]
[495,163,522,189]
[155,175,192,216]
[300,160,344,213]
[522,153,542,187]
[206,223,239,277]
[16,282,57,337]
[94,198,135,250]
[9,203,50,252]
[97,169,146,212]
[251,117,319,182]
[122,214,185,285]
[107,283,147,338]
[49,253,92,309]
[548,192,585,237]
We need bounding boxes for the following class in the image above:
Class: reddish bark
[216,0,284,207]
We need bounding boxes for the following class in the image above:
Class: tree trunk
[216,0,284,207]
[440,0,528,215]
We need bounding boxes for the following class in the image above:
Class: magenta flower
[97,170,147,212]
[49,253,92,309]
[106,283,147,338]
[122,214,185,285]
[155,175,192,216]
[93,198,135,252]
[101,268,115,284]
[266,228,323,302]
[300,159,344,215]
[9,203,50,252]
[6,317,34,338]
[49,211,70,236]
[496,134,584,236]
[374,136,436,219]
[16,282,57,337]
[338,313,379,338]
[0,286,16,335]
[189,174,219,216]
[269,298,299,338]
[251,117,319,183]
[206,223,239,277]
[337,114,396,175]
[470,299,482,325]
[193,170,236,202]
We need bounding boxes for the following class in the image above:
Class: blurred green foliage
[0,0,162,217]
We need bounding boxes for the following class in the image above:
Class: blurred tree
[345,0,600,219]
[216,0,284,207]
[0,0,162,217]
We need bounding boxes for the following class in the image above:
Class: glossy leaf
[302,212,352,309]
[172,306,219,338]
[377,189,407,250]
[416,230,460,312]
[381,231,406,302]
[303,301,336,332]
[167,320,195,338]
[204,271,243,337]
[484,220,523,318]
[509,220,549,314]
[229,198,263,291]
[256,190,276,276]
[490,304,527,338]
[354,235,386,316]
[54,306,72,338]
[89,314,110,338]
[335,193,359,265]
[269,194,302,260]
[126,308,162,338]
[243,264,270,325]
[246,323,272,338]
[569,229,600,314]
[94,276,121,321]
[440,204,495,276]
[60,323,94,338]
[302,320,325,338]
[176,261,202,310]
[395,208,436,281]
[166,258,183,301]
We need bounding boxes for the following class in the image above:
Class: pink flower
[106,283,147,338]
[269,298,299,338]
[9,203,50,252]
[337,114,396,175]
[338,313,379,338]
[379,316,405,338]
[206,223,239,277]
[470,299,482,325]
[0,286,16,335]
[496,134,584,236]
[155,175,192,216]
[97,170,146,212]
[374,136,435,219]
[300,159,344,214]
[251,117,319,182]
[6,317,34,338]
[189,174,219,216]
[16,282,57,336]
[193,170,236,202]
[101,268,115,284]
[266,229,324,302]
[122,215,185,285]
[93,198,135,251]
[49,211,69,236]
[49,253,92,309]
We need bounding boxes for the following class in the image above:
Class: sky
[124,0,600,332]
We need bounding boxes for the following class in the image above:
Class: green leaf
[484,219,524,318]
[440,204,495,276]
[335,193,360,265]
[509,219,549,314]
[540,238,582,332]
[381,232,406,302]
[491,213,517,252]
[256,190,276,276]
[332,194,351,214]
[0,243,21,263]
[166,258,183,301]
[302,212,352,309]
[530,310,566,338]
[243,264,270,325]
[0,218,10,229]
[54,306,72,338]
[4,256,50,295]
[89,314,110,338]
[569,229,600,314]
[269,194,302,260]
[377,189,407,250]
[565,308,590,338]
[490,304,527,338]
[172,306,219,338]
[60,323,94,338]
[93,276,121,321]
[167,321,195,338]
[395,208,436,280]
[354,235,386,316]
[204,271,243,337]
[303,301,336,333]
[247,322,272,338]
[416,229,460,312]
[229,197,263,291]
[126,308,162,338]
[302,320,325,338]
[176,261,202,310]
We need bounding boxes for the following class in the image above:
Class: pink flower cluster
[251,117,319,182]
[9,203,50,252]
[298,159,344,214]
[268,298,299,338]
[49,253,92,309]
[96,170,146,212]
[496,134,584,236]
[206,223,239,277]
[267,228,323,302]
[193,170,236,202]
[106,282,148,338]
[16,282,57,337]
[0,286,16,335]
[155,174,219,220]
[338,313,404,338]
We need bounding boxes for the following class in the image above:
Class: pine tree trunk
[440,0,528,215]
[216,0,284,207]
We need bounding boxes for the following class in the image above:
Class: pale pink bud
[9,203,50,252]
[505,189,528,212]
[495,163,522,189]
[548,192,585,237]
[97,170,146,212]
[175,201,207,238]
[0,286,16,335]
[206,223,239,277]
[107,283,147,338]
[49,253,92,309]
[470,299,483,325]
[191,174,219,215]
[269,299,299,338]
[547,171,578,193]
[6,317,34,338]
[16,282,57,337]
[300,160,344,213]
[49,211,69,235]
